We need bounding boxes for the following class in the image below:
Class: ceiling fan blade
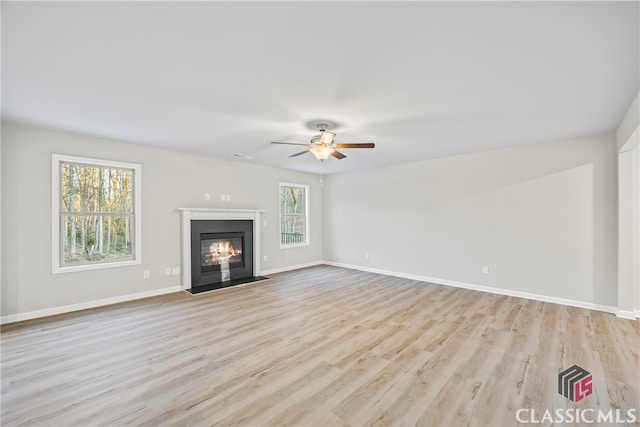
[289,150,310,158]
[271,141,310,146]
[335,143,375,149]
[331,150,347,159]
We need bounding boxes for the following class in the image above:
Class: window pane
[279,183,308,246]
[280,215,306,245]
[280,186,305,215]
[62,215,133,265]
[61,163,133,213]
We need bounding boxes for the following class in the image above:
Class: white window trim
[279,182,310,249]
[52,154,142,274]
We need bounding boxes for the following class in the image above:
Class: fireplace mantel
[179,208,264,290]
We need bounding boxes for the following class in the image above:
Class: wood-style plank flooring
[2,266,639,426]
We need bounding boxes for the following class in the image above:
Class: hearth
[179,208,266,294]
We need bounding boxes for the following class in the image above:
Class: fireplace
[191,220,253,289]
[180,208,265,294]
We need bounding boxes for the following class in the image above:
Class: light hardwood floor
[2,266,639,426]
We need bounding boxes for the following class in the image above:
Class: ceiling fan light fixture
[319,130,336,145]
[310,145,334,161]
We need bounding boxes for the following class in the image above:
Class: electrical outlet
[365,252,369,259]
[263,219,267,227]
[165,267,171,276]
[264,255,268,262]
[205,193,211,201]
[143,270,150,279]
[225,194,231,202]
[482,266,489,274]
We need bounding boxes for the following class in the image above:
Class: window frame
[279,182,310,249]
[51,154,142,274]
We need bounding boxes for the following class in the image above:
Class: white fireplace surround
[179,208,264,290]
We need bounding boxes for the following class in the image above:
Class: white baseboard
[2,260,326,324]
[260,260,325,276]
[3,263,631,324]
[324,261,619,316]
[1,286,182,325]
[616,310,639,320]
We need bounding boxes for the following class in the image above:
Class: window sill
[280,242,310,249]
[52,258,141,274]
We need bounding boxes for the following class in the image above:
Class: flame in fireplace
[203,240,242,265]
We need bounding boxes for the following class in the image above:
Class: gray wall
[1,122,323,316]
[323,134,618,307]
[0,122,621,318]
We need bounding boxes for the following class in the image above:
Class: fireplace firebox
[201,233,243,269]
[190,220,254,291]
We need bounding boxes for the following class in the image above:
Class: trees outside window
[279,183,309,247]
[52,154,141,273]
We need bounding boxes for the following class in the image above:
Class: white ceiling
[2,1,638,175]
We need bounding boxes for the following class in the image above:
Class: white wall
[323,134,618,308]
[617,150,637,317]
[1,122,323,319]
[616,91,640,317]
[0,121,626,319]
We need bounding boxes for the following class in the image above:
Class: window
[52,154,142,273]
[279,182,309,247]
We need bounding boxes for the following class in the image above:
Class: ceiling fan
[271,123,375,161]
